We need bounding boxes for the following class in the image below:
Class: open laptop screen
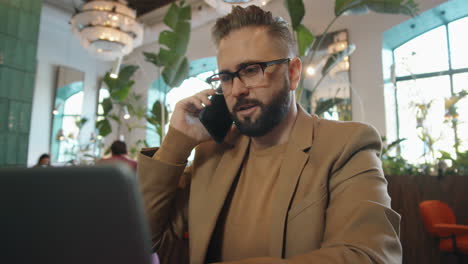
[0,165,153,264]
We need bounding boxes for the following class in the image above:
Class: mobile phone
[198,94,233,144]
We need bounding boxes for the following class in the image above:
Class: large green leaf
[296,24,315,57]
[144,1,191,93]
[150,100,169,125]
[162,57,190,88]
[101,97,113,115]
[110,80,134,101]
[321,44,356,76]
[284,0,305,30]
[335,0,419,17]
[159,22,191,55]
[104,65,139,102]
[96,119,112,137]
[163,1,191,30]
[143,52,162,67]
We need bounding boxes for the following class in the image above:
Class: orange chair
[419,200,468,263]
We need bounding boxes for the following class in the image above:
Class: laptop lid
[0,165,153,264]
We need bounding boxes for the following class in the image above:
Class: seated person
[33,153,51,168]
[99,140,137,171]
[138,5,401,264]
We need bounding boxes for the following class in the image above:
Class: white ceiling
[43,0,85,13]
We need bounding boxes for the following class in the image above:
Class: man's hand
[169,89,217,145]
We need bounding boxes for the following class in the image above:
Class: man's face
[217,27,292,137]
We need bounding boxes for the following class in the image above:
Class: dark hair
[37,153,50,163]
[111,140,128,155]
[212,5,295,56]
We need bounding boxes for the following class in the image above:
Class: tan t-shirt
[214,141,287,261]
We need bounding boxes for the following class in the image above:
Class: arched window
[147,57,217,147]
[384,2,468,165]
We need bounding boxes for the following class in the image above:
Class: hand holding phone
[198,94,233,144]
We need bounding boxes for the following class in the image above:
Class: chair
[419,200,468,263]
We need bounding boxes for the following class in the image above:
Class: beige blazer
[138,107,402,264]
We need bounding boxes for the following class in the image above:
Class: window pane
[97,88,110,115]
[394,26,449,77]
[57,116,80,163]
[396,76,454,163]
[166,74,213,113]
[453,73,468,152]
[63,91,83,115]
[449,16,468,69]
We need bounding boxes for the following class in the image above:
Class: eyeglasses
[206,58,290,95]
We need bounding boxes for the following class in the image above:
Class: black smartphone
[198,94,233,144]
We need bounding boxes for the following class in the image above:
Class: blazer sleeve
[137,148,190,263]
[211,124,402,264]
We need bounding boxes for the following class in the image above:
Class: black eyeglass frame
[205,58,291,91]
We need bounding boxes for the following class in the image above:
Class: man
[138,5,402,264]
[99,140,137,171]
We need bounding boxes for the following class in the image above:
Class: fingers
[177,89,216,114]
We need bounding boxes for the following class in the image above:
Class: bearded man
[138,5,402,264]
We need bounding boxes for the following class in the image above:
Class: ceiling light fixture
[70,0,143,61]
[204,0,272,14]
[110,56,123,79]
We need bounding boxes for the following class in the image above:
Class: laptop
[0,165,154,264]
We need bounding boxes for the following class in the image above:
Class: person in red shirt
[99,140,137,171]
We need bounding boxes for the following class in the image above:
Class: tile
[9,0,20,8]
[8,69,22,100]
[0,67,6,97]
[25,42,36,71]
[22,72,34,101]
[0,132,5,166]
[7,7,19,36]
[15,40,26,70]
[17,133,29,165]
[19,102,31,133]
[31,0,42,15]
[0,98,7,131]
[0,67,11,98]
[8,99,20,131]
[20,0,30,13]
[6,133,17,165]
[18,11,28,40]
[0,4,7,34]
[4,36,15,66]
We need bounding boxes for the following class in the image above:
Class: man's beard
[231,80,291,137]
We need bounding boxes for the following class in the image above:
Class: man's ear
[288,57,302,91]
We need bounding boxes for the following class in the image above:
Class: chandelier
[204,0,272,14]
[70,0,143,61]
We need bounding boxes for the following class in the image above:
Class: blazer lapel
[269,106,314,258]
[190,134,250,264]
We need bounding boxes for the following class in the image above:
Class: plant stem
[298,15,340,104]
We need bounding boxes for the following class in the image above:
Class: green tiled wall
[0,0,42,167]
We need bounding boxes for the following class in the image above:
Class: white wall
[28,4,110,166]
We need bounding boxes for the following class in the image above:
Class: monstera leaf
[335,0,419,17]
